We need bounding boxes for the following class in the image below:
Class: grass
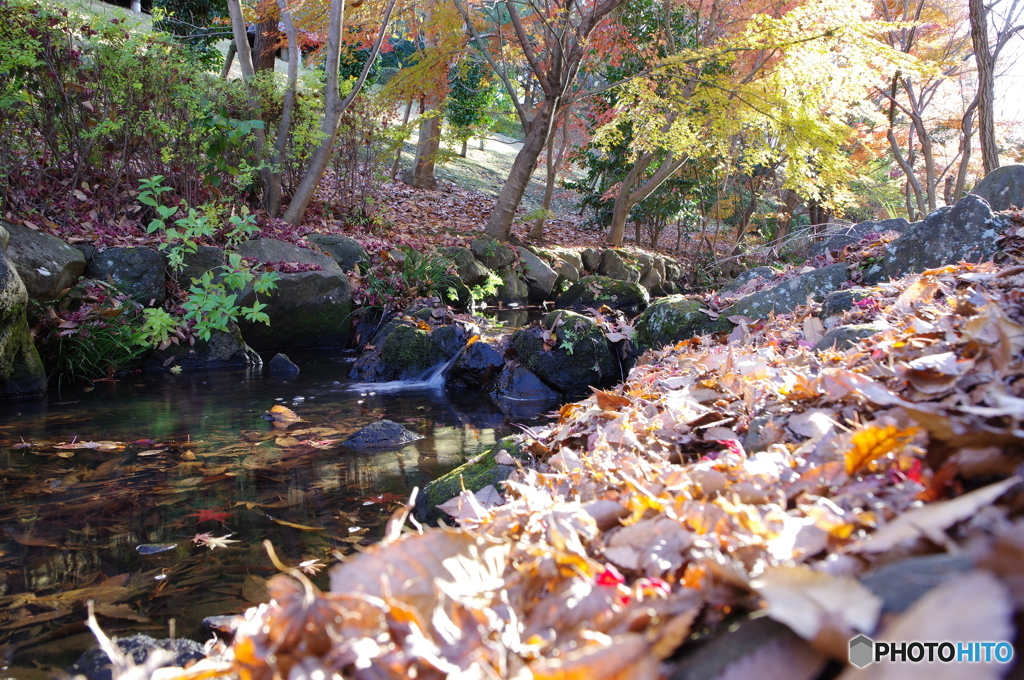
[50,0,153,30]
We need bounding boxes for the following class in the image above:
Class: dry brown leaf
[531,634,659,680]
[752,564,882,659]
[849,476,1020,553]
[592,388,630,410]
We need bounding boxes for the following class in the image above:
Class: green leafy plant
[355,247,461,316]
[33,282,148,387]
[470,271,503,301]
[196,111,266,188]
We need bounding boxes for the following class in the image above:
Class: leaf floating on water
[135,543,178,555]
[267,516,323,532]
[192,533,239,550]
[264,404,302,429]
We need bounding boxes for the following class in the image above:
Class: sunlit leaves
[844,424,921,475]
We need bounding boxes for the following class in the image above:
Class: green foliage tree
[446,56,496,157]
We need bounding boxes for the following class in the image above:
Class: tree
[454,0,629,242]
[970,0,1024,175]
[446,55,496,158]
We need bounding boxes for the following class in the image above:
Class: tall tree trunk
[460,137,468,158]
[483,100,555,240]
[391,99,413,181]
[253,16,279,73]
[266,0,301,218]
[970,0,1000,174]
[530,109,569,240]
[410,102,442,189]
[607,153,686,247]
[954,101,978,200]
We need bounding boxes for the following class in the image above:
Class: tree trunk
[483,100,555,240]
[954,101,977,200]
[391,99,413,181]
[607,152,686,247]
[970,0,1000,174]
[253,16,279,73]
[460,137,468,158]
[221,42,237,78]
[411,102,442,189]
[530,109,570,240]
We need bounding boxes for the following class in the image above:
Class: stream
[0,345,534,672]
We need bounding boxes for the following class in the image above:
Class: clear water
[0,349,522,672]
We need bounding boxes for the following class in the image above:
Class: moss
[240,299,354,351]
[510,310,619,396]
[415,436,528,524]
[379,324,446,379]
[634,295,733,352]
[555,275,649,316]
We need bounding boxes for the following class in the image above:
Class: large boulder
[970,164,1024,211]
[448,339,505,389]
[510,310,619,397]
[146,324,261,372]
[486,364,562,420]
[235,238,353,350]
[550,247,584,273]
[0,236,46,398]
[598,250,640,282]
[2,220,86,301]
[881,194,1001,281]
[348,323,449,382]
[306,233,368,272]
[723,263,849,319]
[470,234,515,270]
[638,265,662,294]
[491,268,529,305]
[415,436,530,525]
[581,248,602,272]
[440,246,492,287]
[343,419,424,451]
[720,266,777,294]
[555,275,649,317]
[514,246,557,302]
[174,245,224,287]
[86,247,167,305]
[633,295,733,353]
[807,217,910,260]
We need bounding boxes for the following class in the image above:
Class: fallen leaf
[844,424,921,475]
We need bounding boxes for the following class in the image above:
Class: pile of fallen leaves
[159,260,1024,680]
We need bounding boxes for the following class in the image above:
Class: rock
[633,295,733,353]
[470,234,515,270]
[638,265,662,294]
[448,339,505,389]
[146,325,262,372]
[306,233,368,271]
[85,247,167,304]
[807,217,910,260]
[66,635,205,680]
[343,419,424,451]
[349,323,448,382]
[491,267,529,305]
[514,246,557,302]
[430,322,473,359]
[819,289,873,320]
[552,260,580,289]
[882,194,1001,281]
[486,364,562,419]
[860,553,973,616]
[555,275,649,317]
[664,260,682,283]
[510,310,619,397]
[0,225,8,251]
[597,249,640,282]
[2,220,86,301]
[267,352,300,375]
[723,263,849,319]
[440,246,492,287]
[0,248,46,398]
[415,436,530,525]
[720,266,777,293]
[632,251,654,278]
[551,247,583,273]
[970,164,1024,211]
[174,245,224,287]
[814,323,884,351]
[581,248,602,272]
[235,239,353,350]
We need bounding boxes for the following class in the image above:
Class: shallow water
[0,349,523,671]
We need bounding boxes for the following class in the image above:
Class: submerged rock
[66,635,205,680]
[449,339,505,389]
[146,325,262,372]
[267,352,300,376]
[343,419,424,451]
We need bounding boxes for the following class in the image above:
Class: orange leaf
[466,334,480,345]
[592,388,630,410]
[845,424,921,475]
[416,320,432,332]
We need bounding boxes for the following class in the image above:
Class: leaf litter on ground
[141,257,1024,680]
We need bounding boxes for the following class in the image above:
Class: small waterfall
[347,352,459,393]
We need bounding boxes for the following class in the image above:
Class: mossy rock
[510,310,620,397]
[350,323,447,381]
[633,295,733,353]
[722,263,848,320]
[555,275,649,317]
[415,436,529,525]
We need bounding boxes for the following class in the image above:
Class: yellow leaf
[417,320,432,332]
[845,424,920,475]
[466,334,480,345]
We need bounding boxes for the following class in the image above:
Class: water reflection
[0,350,519,670]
